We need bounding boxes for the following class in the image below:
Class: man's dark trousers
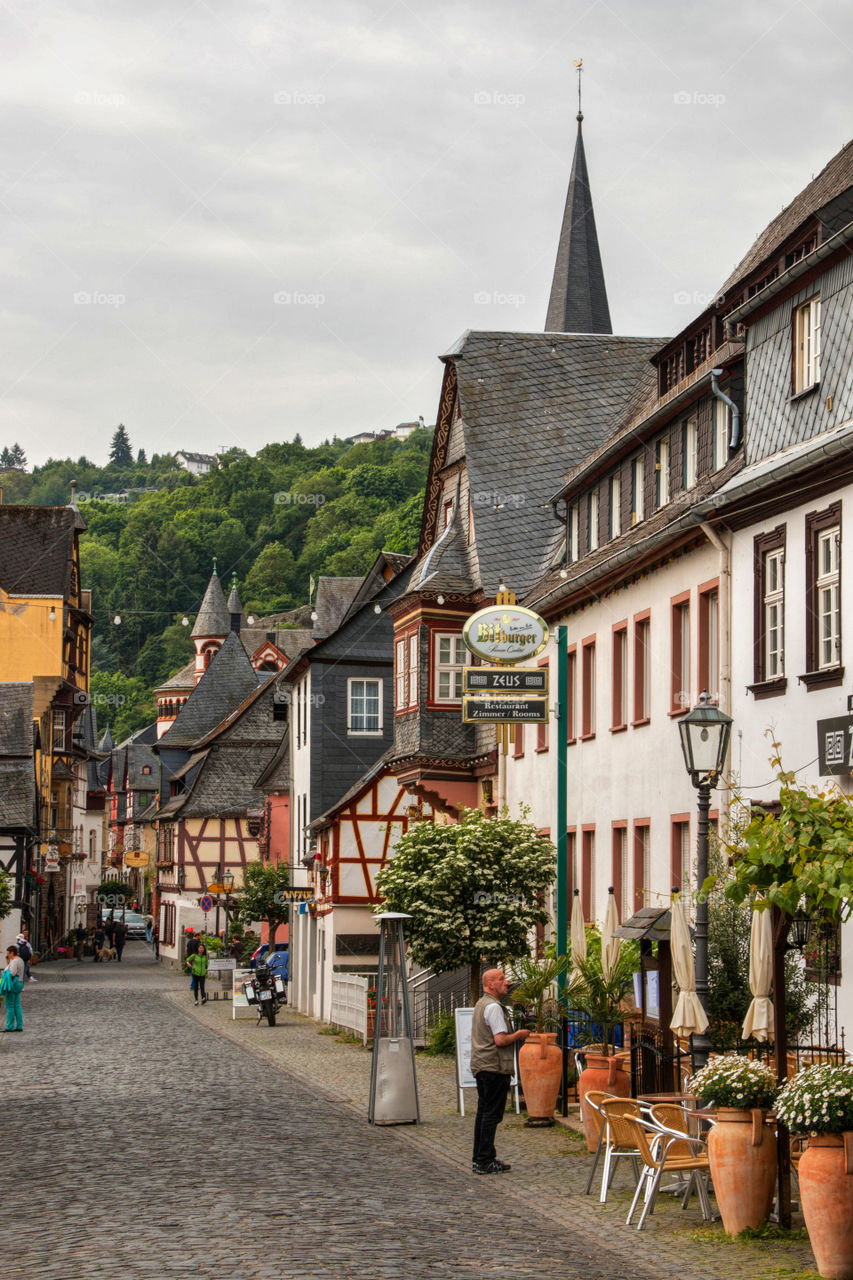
[473,1070,510,1166]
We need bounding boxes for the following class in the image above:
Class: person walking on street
[189,943,208,1005]
[93,922,106,960]
[2,945,26,1031]
[470,968,529,1175]
[75,923,87,962]
[16,931,34,982]
[113,918,127,962]
[144,912,154,944]
[228,934,244,964]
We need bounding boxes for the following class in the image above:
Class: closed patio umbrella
[570,889,586,983]
[602,887,621,981]
[670,893,709,1038]
[741,902,774,1043]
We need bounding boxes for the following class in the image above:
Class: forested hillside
[0,429,432,740]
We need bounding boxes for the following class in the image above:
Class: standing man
[2,944,26,1031]
[93,921,106,961]
[75,922,87,961]
[113,917,127,962]
[470,968,529,1175]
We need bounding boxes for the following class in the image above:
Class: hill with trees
[0,427,432,739]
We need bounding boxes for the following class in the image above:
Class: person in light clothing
[470,968,529,1174]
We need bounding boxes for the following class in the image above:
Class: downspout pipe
[710,367,741,451]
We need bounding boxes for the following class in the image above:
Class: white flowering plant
[775,1063,853,1136]
[688,1055,778,1110]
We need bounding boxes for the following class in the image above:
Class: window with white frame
[609,473,621,540]
[631,455,644,523]
[52,709,66,752]
[588,488,599,552]
[794,296,821,394]
[683,416,698,489]
[408,632,418,706]
[713,398,731,471]
[567,502,579,563]
[434,633,468,702]
[395,639,407,709]
[655,436,670,507]
[816,526,841,670]
[347,678,382,734]
[764,548,785,678]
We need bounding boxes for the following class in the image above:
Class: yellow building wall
[0,590,65,681]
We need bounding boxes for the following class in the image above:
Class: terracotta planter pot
[518,1032,562,1121]
[707,1108,777,1236]
[578,1052,630,1152]
[799,1133,853,1279]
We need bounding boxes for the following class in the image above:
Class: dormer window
[682,416,698,489]
[609,473,621,540]
[631,456,644,524]
[567,503,579,563]
[655,437,670,507]
[443,499,454,529]
[588,489,599,552]
[793,296,821,394]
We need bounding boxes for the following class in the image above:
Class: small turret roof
[191,567,230,638]
[545,116,612,336]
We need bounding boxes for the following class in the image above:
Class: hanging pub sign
[463,695,548,723]
[44,846,60,874]
[124,850,150,868]
[817,714,853,776]
[462,605,549,665]
[464,666,548,694]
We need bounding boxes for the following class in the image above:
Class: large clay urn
[798,1133,853,1279]
[707,1108,777,1236]
[518,1032,562,1122]
[578,1051,630,1152]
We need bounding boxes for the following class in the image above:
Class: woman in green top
[189,943,208,1005]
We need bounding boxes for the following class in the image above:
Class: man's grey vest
[470,994,515,1076]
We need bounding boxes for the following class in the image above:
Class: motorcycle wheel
[264,1002,276,1027]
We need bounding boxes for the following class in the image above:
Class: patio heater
[368,912,420,1126]
[677,691,732,1070]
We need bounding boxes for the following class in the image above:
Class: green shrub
[424,1009,456,1056]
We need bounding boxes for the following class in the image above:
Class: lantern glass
[222,869,235,894]
[678,692,732,782]
[789,909,812,951]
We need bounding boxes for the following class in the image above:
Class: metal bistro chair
[597,1098,643,1204]
[582,1091,617,1196]
[624,1113,713,1231]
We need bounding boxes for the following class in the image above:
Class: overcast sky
[2,0,851,467]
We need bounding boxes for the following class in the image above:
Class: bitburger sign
[462,604,549,665]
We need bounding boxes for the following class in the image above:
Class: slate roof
[312,577,363,638]
[545,119,612,335]
[155,659,196,694]
[413,331,664,599]
[98,727,114,751]
[341,551,416,623]
[157,632,260,748]
[718,138,853,296]
[0,506,83,597]
[255,733,290,792]
[226,581,243,615]
[0,682,36,829]
[191,570,230,638]
[126,742,159,790]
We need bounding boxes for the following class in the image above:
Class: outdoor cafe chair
[583,1090,617,1196]
[597,1098,643,1204]
[623,1113,714,1231]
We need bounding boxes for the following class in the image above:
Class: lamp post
[222,869,235,950]
[677,691,733,1070]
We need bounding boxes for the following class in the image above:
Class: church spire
[545,60,612,336]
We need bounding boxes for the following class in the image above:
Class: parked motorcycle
[242,963,287,1026]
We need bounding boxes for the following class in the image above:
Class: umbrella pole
[771,905,792,1229]
[692,782,712,1069]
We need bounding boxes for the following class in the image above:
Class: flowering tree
[375,807,556,1004]
[0,868,11,920]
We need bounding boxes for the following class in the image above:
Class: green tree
[236,861,291,949]
[376,807,557,1004]
[137,448,147,465]
[243,542,296,610]
[109,424,133,467]
[90,671,154,742]
[0,443,26,470]
[0,866,12,920]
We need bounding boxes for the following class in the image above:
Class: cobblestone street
[5,947,817,1280]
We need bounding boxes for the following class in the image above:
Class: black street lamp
[222,869,235,949]
[677,691,733,1069]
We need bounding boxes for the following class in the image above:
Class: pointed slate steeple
[545,85,612,335]
[227,572,243,634]
[191,561,230,639]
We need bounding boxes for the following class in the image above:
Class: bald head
[482,968,507,996]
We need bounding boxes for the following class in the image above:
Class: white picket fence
[330,973,370,1044]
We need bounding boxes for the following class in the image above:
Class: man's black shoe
[472,1159,511,1174]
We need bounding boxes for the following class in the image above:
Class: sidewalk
[165,986,819,1280]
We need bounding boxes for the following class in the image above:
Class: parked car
[103,910,148,940]
[250,942,288,970]
[265,950,289,981]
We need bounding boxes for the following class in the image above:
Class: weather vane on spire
[573,57,583,122]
